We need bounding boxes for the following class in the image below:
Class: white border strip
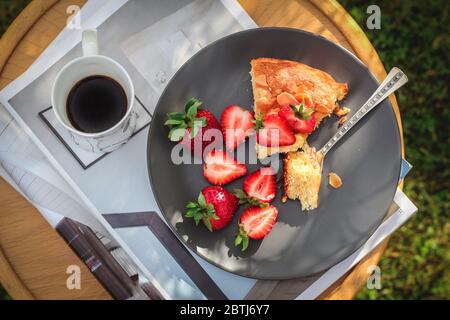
[296,188,417,300]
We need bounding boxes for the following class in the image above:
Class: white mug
[51,29,136,153]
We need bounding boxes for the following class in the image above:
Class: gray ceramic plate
[147,28,401,279]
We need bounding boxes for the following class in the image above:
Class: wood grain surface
[0,0,403,299]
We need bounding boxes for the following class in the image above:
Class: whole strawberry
[185,186,239,231]
[165,98,222,157]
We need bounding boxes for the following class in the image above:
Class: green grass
[0,0,448,300]
[0,0,30,35]
[339,0,450,299]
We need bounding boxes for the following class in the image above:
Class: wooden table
[0,0,404,300]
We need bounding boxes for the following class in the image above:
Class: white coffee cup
[51,29,136,153]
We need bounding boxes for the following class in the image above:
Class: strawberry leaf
[193,214,202,226]
[185,211,195,218]
[168,127,186,142]
[166,112,186,120]
[242,236,249,251]
[202,216,213,232]
[187,104,199,120]
[164,119,184,126]
[253,116,264,131]
[235,224,249,251]
[186,202,197,209]
[291,101,313,120]
[233,189,247,200]
[185,192,218,232]
[233,189,269,209]
[165,98,206,142]
[235,234,242,246]
[196,117,207,127]
[190,124,200,139]
[298,101,305,114]
[185,98,203,113]
[207,204,217,219]
[185,204,204,226]
[197,192,206,207]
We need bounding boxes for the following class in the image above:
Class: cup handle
[82,29,99,56]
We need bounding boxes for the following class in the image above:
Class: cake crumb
[328,172,343,189]
[335,107,351,117]
[338,116,348,127]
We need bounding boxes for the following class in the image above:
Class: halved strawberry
[165,98,222,157]
[185,186,238,231]
[243,168,276,202]
[255,114,295,147]
[235,205,278,250]
[278,102,316,134]
[203,149,247,185]
[221,105,254,150]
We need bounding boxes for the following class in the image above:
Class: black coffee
[67,75,127,133]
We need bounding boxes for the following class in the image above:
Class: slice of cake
[283,145,324,211]
[250,58,348,159]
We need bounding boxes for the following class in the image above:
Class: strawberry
[165,98,221,157]
[235,205,278,250]
[278,101,316,134]
[220,105,255,150]
[255,114,295,147]
[185,186,238,231]
[203,149,247,185]
[242,168,277,202]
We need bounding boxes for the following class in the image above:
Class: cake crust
[250,58,348,158]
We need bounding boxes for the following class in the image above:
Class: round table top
[0,0,403,300]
